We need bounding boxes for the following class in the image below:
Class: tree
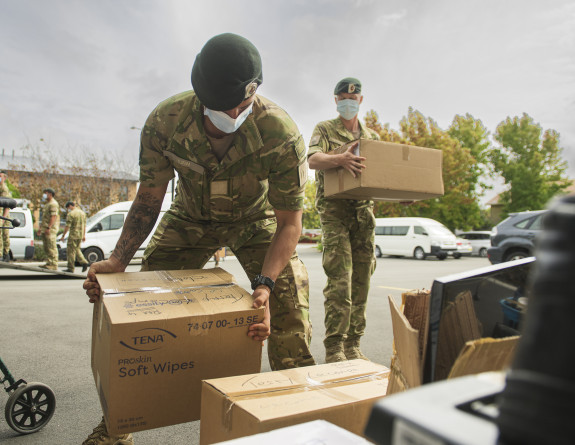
[302,178,320,229]
[489,113,570,215]
[448,114,492,195]
[365,109,487,231]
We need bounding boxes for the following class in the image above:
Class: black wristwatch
[251,274,275,293]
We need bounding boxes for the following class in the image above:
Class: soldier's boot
[344,336,369,361]
[39,264,58,271]
[324,339,347,363]
[82,417,134,445]
[3,252,10,262]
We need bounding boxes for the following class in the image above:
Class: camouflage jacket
[65,207,86,240]
[41,199,60,233]
[308,117,380,214]
[139,91,307,223]
[0,181,10,198]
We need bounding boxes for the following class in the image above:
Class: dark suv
[487,210,547,264]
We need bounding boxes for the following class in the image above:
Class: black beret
[44,187,56,196]
[191,33,263,111]
[334,77,362,95]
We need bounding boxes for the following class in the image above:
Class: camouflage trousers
[42,231,59,267]
[67,238,88,270]
[0,218,9,255]
[320,206,376,345]
[142,211,316,371]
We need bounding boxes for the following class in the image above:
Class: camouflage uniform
[41,198,60,268]
[139,91,315,370]
[65,207,88,270]
[0,180,11,258]
[308,117,380,352]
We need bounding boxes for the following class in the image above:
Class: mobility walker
[1,196,56,433]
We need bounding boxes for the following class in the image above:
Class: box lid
[204,360,389,421]
[97,268,260,323]
[97,267,235,294]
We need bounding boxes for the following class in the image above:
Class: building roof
[0,150,138,181]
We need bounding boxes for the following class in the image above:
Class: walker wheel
[5,382,56,434]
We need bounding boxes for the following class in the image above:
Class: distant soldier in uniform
[0,171,11,262]
[82,33,315,445]
[308,78,380,363]
[60,201,89,273]
[37,187,60,270]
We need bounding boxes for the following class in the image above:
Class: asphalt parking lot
[0,246,490,444]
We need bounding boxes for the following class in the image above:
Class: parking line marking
[378,286,413,291]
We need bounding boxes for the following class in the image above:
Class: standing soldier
[0,171,11,262]
[37,187,60,270]
[60,201,89,273]
[82,33,315,444]
[308,77,380,363]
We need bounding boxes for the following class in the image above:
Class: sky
[1,0,574,203]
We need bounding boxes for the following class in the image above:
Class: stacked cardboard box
[91,268,265,435]
[387,291,519,395]
[200,360,389,444]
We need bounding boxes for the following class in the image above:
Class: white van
[374,217,458,260]
[59,198,172,264]
[7,204,35,260]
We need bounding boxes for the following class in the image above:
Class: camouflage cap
[191,33,263,111]
[43,187,56,196]
[334,77,362,95]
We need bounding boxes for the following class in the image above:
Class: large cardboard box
[387,292,519,395]
[200,360,389,445]
[215,420,369,444]
[91,268,264,435]
[324,139,444,201]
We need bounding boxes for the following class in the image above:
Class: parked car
[487,210,547,264]
[7,202,35,260]
[458,231,491,257]
[454,237,473,258]
[58,198,171,264]
[374,217,458,260]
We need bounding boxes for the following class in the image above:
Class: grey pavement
[0,246,490,444]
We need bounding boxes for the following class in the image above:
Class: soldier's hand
[83,256,126,304]
[248,302,271,344]
[339,142,366,178]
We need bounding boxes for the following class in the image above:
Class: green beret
[44,187,56,196]
[334,77,362,95]
[191,33,263,111]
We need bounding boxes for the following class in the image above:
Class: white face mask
[42,193,47,201]
[204,103,253,134]
[337,99,360,120]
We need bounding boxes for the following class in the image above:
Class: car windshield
[86,211,107,227]
[427,225,453,236]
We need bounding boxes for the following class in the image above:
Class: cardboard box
[387,292,518,395]
[200,360,389,445]
[91,268,264,435]
[214,420,370,444]
[324,139,444,201]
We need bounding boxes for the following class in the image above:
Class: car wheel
[83,247,104,264]
[479,247,487,257]
[504,250,529,262]
[437,252,447,260]
[375,246,382,258]
[413,247,426,260]
[453,252,462,259]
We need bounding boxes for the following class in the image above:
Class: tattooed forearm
[111,191,163,265]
